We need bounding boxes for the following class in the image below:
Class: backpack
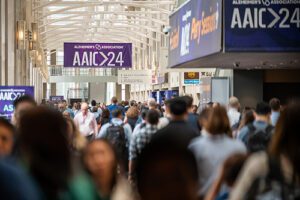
[246,124,274,153]
[246,155,300,200]
[105,123,128,170]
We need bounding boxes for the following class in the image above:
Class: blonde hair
[126,107,139,119]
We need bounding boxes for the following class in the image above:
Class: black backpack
[246,155,300,200]
[105,123,128,170]
[246,124,274,153]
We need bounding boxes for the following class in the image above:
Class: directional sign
[64,43,132,68]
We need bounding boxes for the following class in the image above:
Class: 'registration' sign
[118,70,152,84]
[225,0,300,51]
[0,86,34,119]
[64,43,132,68]
[169,0,222,67]
[184,72,200,84]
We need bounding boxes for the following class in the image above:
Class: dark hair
[269,98,281,111]
[18,107,71,199]
[101,109,110,119]
[223,154,248,187]
[13,95,36,109]
[124,101,129,106]
[207,102,214,108]
[141,109,148,120]
[82,139,117,190]
[136,135,198,198]
[0,118,15,137]
[269,100,300,181]
[130,100,136,107]
[111,109,122,118]
[146,110,160,125]
[111,97,118,104]
[238,110,255,130]
[206,106,232,136]
[169,97,188,116]
[91,100,97,107]
[256,102,271,115]
[182,96,193,108]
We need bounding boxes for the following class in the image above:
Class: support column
[43,82,47,99]
[125,85,130,101]
[6,0,15,85]
[116,84,122,101]
[89,82,106,103]
[50,49,56,96]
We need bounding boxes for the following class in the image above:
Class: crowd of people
[0,94,299,200]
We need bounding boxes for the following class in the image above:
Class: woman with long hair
[82,139,133,200]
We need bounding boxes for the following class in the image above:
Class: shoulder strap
[247,123,256,132]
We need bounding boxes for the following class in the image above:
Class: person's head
[169,97,188,121]
[18,106,71,199]
[182,96,193,111]
[130,100,136,107]
[101,109,110,119]
[83,139,117,189]
[148,98,157,110]
[199,108,212,129]
[141,109,149,121]
[136,136,199,200]
[229,96,240,110]
[91,100,97,107]
[111,97,118,104]
[58,102,66,113]
[238,110,255,130]
[269,100,300,179]
[192,105,198,114]
[269,98,281,112]
[0,118,15,157]
[111,109,122,119]
[126,107,139,119]
[13,95,36,126]
[146,110,160,126]
[73,102,77,108]
[124,101,129,107]
[75,102,81,110]
[206,106,232,136]
[222,153,248,187]
[81,102,89,116]
[255,102,271,122]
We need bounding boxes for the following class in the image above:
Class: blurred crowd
[0,94,300,200]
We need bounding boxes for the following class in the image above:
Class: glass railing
[48,66,118,76]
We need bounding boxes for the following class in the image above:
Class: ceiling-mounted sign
[64,43,132,68]
[118,70,152,84]
[225,1,300,52]
[0,86,34,119]
[168,0,222,68]
[50,96,64,102]
[184,72,200,84]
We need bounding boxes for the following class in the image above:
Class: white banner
[118,70,152,84]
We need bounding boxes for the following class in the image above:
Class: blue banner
[50,96,64,102]
[168,0,222,67]
[0,86,34,119]
[225,0,300,52]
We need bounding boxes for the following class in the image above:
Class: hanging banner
[118,70,152,84]
[50,96,64,102]
[0,86,34,119]
[169,0,222,68]
[64,43,132,68]
[225,0,300,52]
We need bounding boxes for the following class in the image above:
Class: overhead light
[17,20,26,50]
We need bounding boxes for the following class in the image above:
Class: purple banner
[50,96,64,102]
[64,43,132,68]
[0,86,34,119]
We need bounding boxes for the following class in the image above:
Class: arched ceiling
[33,0,177,54]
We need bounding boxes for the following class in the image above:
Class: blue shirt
[187,113,201,133]
[238,120,271,144]
[97,118,132,147]
[271,111,280,126]
[107,104,124,118]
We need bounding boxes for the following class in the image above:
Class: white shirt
[227,108,241,127]
[74,112,98,136]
